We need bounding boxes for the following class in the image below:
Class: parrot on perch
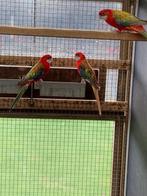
[10,54,53,110]
[99,9,147,38]
[74,52,101,116]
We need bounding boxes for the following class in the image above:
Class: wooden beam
[0,56,130,69]
[0,98,127,112]
[0,26,146,41]
[112,118,125,196]
[99,68,107,101]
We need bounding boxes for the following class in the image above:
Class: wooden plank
[117,70,127,101]
[0,98,127,112]
[0,56,130,69]
[0,67,81,81]
[112,118,125,196]
[116,1,133,102]
[99,68,107,101]
[120,121,128,196]
[0,26,146,41]
[0,112,126,120]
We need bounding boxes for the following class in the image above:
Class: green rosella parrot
[74,52,101,116]
[99,9,147,38]
[10,54,52,110]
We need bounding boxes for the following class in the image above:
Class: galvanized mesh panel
[0,35,120,59]
[0,0,122,30]
[0,118,114,196]
[0,0,133,196]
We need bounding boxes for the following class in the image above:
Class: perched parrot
[99,9,147,38]
[74,52,101,115]
[10,54,52,110]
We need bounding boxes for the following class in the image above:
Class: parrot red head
[40,54,53,66]
[99,9,112,20]
[74,52,86,61]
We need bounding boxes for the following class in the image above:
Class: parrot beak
[47,58,52,64]
[99,15,107,20]
[74,55,80,61]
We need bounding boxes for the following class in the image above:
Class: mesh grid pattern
[0,118,114,196]
[0,0,125,102]
[0,0,131,195]
[0,35,120,60]
[0,0,122,30]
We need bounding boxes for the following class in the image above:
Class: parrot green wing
[19,62,44,85]
[113,10,147,27]
[79,59,99,88]
[25,62,44,80]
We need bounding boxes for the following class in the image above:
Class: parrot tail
[140,31,147,39]
[10,84,29,111]
[92,85,102,116]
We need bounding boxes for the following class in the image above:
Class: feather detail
[76,56,101,115]
[10,84,29,111]
[101,9,147,31]
[125,25,147,38]
[10,54,52,110]
[140,31,147,39]
[113,10,147,26]
[18,62,45,86]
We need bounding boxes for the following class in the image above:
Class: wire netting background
[0,36,120,102]
[0,0,122,59]
[0,35,120,101]
[0,36,120,60]
[0,0,122,30]
[0,0,128,195]
[0,118,115,196]
[0,0,125,102]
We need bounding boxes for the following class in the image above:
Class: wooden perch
[0,98,128,112]
[0,26,146,41]
[0,56,130,70]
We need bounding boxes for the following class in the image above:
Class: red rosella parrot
[74,52,101,115]
[99,9,147,38]
[10,54,52,110]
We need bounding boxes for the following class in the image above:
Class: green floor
[0,118,114,196]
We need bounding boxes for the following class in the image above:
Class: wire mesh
[0,0,133,195]
[0,0,127,104]
[0,35,120,59]
[0,0,122,30]
[0,118,115,196]
[0,34,123,102]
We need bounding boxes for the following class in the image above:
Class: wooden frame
[0,1,140,196]
[0,56,130,69]
[0,98,127,112]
